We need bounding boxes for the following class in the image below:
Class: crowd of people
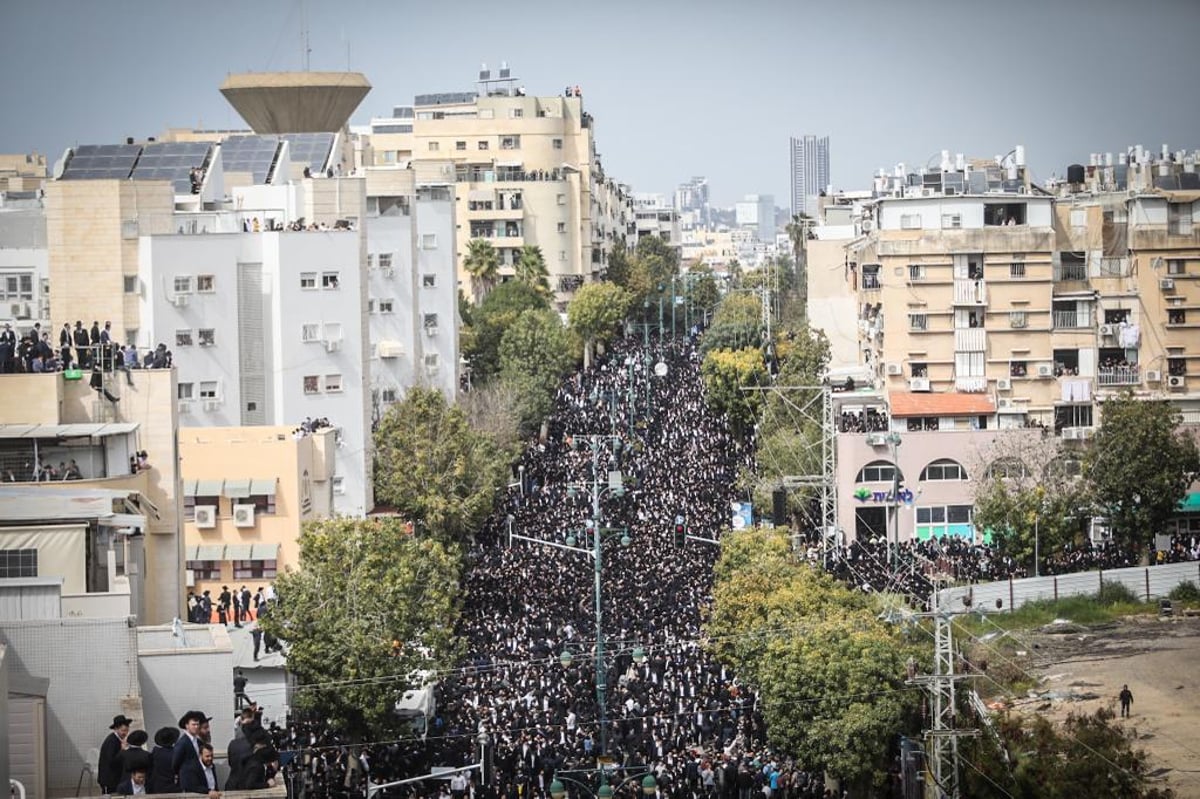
[261,337,844,797]
[836,409,888,434]
[0,319,173,375]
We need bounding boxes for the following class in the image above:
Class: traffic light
[674,515,686,548]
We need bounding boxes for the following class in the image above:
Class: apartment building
[826,145,1200,544]
[0,189,47,329]
[362,72,632,307]
[178,426,336,599]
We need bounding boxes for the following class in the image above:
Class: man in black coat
[98,714,133,793]
[114,764,149,796]
[149,727,180,794]
[171,711,206,781]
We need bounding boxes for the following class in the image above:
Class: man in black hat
[150,727,181,794]
[172,710,206,779]
[99,714,133,793]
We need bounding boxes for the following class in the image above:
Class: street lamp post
[887,432,903,569]
[670,276,677,338]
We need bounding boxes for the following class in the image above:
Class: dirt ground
[989,613,1200,797]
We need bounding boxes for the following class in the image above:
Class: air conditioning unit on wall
[233,504,256,528]
[194,506,217,528]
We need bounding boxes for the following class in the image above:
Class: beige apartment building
[0,368,183,623]
[0,152,47,193]
[821,146,1200,544]
[178,426,335,600]
[362,78,632,308]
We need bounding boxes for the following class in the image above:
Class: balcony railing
[953,279,987,305]
[861,274,881,290]
[1053,311,1090,329]
[1098,365,1140,386]
[1053,263,1088,282]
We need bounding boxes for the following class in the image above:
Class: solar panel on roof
[1154,175,1181,190]
[1179,173,1200,190]
[60,143,141,180]
[130,141,213,193]
[219,135,281,184]
[282,133,335,174]
[967,172,987,194]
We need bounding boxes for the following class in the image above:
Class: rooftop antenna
[300,0,312,71]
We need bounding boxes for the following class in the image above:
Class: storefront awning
[224,479,252,499]
[195,479,224,497]
[186,545,200,561]
[1180,492,1200,513]
[250,542,279,561]
[224,544,253,561]
[250,478,277,496]
[196,544,226,561]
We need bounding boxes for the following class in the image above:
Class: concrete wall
[137,624,233,752]
[0,617,140,798]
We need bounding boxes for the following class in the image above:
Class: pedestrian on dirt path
[1119,684,1134,717]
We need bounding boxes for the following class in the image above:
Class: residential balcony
[1098,365,1141,386]
[952,279,987,305]
[954,327,986,352]
[1053,311,1091,330]
[1053,263,1088,283]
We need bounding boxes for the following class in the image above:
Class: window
[560,251,568,262]
[378,253,392,270]
[1168,259,1187,276]
[1168,357,1187,377]
[303,375,320,394]
[907,313,927,331]
[197,275,215,292]
[323,322,343,343]
[422,274,437,288]
[424,353,439,368]
[910,362,928,378]
[324,374,343,393]
[186,560,221,581]
[0,548,38,578]
[302,323,321,342]
[1168,309,1187,325]
[557,194,566,206]
[984,202,1027,226]
[510,108,524,119]
[907,416,940,431]
[198,328,215,346]
[941,214,961,229]
[178,382,194,400]
[920,459,967,481]
[174,275,193,294]
[1010,260,1026,278]
[382,388,398,404]
[123,275,139,294]
[300,272,317,289]
[915,505,974,540]
[857,461,902,483]
[455,141,466,151]
[1104,308,1131,324]
[199,381,219,399]
[428,141,440,152]
[861,265,881,289]
[900,214,921,230]
[552,138,563,150]
[987,458,1029,480]
[1168,202,1193,236]
[233,560,277,580]
[908,264,926,281]
[379,299,395,314]
[0,273,33,301]
[500,136,520,150]
[321,272,340,289]
[478,140,489,150]
[1009,360,1028,378]
[423,313,439,330]
[421,233,437,249]
[367,299,376,314]
[175,329,193,347]
[557,222,567,233]
[333,476,346,495]
[1009,311,1027,329]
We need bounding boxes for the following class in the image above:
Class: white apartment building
[0,190,48,329]
[734,194,775,242]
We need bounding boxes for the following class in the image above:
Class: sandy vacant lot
[992,614,1200,797]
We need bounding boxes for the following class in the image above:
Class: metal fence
[937,561,1200,612]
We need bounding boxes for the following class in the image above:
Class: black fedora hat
[110,714,134,729]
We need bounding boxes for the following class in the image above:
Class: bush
[1095,580,1139,606]
[1169,580,1200,603]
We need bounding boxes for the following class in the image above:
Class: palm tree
[514,245,551,296]
[463,238,499,305]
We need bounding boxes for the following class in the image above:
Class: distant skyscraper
[790,135,829,218]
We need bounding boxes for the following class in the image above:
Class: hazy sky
[2,0,1198,206]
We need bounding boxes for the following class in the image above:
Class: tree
[459,380,524,457]
[1085,394,1200,552]
[971,430,1089,570]
[683,265,720,327]
[461,281,550,383]
[514,245,550,295]
[707,528,921,793]
[499,309,577,434]
[701,293,763,354]
[373,388,509,544]
[567,282,632,368]
[960,707,1175,798]
[700,347,769,438]
[463,238,499,305]
[260,518,462,738]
